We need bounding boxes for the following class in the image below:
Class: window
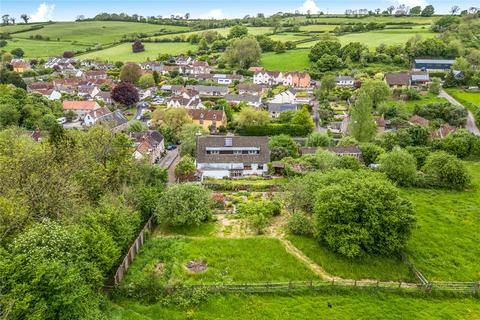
[207,150,219,155]
[248,150,258,155]
[244,165,252,170]
[225,138,232,147]
[258,164,264,170]
[233,150,241,155]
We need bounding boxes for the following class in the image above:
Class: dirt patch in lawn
[186,259,208,272]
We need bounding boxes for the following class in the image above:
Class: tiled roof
[188,109,225,121]
[385,73,411,86]
[63,100,99,110]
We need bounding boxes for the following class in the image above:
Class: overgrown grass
[287,235,415,282]
[107,290,480,320]
[79,42,197,62]
[155,222,218,237]
[121,237,319,286]
[402,162,480,281]
[261,49,310,71]
[387,92,449,114]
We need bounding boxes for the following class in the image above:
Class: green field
[287,235,415,282]
[0,23,46,33]
[298,27,435,49]
[14,21,188,45]
[122,237,319,285]
[269,33,313,42]
[261,49,310,71]
[446,89,480,113]
[388,93,450,114]
[402,162,480,281]
[2,38,91,58]
[150,26,272,41]
[108,291,480,320]
[283,15,438,24]
[299,25,338,32]
[79,42,197,62]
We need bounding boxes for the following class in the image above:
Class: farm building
[414,59,455,71]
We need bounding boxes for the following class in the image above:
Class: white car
[57,117,67,124]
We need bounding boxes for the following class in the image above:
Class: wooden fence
[111,216,155,287]
[187,280,480,294]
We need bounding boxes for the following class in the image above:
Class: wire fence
[187,280,480,295]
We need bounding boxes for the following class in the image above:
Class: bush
[359,143,385,165]
[288,212,313,236]
[422,151,471,190]
[313,170,415,258]
[378,149,417,186]
[155,183,213,226]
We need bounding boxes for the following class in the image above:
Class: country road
[439,90,480,136]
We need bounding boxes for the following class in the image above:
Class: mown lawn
[14,21,188,45]
[261,49,310,71]
[108,290,480,320]
[402,162,480,281]
[79,42,197,62]
[3,38,91,58]
[121,237,319,286]
[287,235,415,282]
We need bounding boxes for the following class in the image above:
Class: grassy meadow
[261,49,311,71]
[108,291,480,320]
[2,38,91,58]
[13,21,188,45]
[287,235,415,282]
[401,162,480,281]
[79,42,197,62]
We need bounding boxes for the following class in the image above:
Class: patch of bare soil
[186,259,208,272]
[154,262,164,273]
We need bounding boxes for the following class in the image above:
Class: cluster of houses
[14,52,465,179]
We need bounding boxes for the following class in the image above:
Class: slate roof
[97,110,128,127]
[267,103,298,113]
[196,136,270,164]
[224,94,261,104]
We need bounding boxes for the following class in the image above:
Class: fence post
[398,281,402,288]
[331,279,335,286]
[354,280,357,287]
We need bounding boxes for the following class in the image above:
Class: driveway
[439,90,480,136]
[158,149,179,184]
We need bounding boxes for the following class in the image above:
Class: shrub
[359,143,385,165]
[155,183,213,226]
[422,151,471,190]
[378,149,417,186]
[313,170,415,258]
[336,155,362,170]
[288,212,313,236]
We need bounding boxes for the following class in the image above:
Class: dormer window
[225,138,232,147]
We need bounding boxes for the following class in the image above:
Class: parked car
[167,144,177,151]
[57,117,67,124]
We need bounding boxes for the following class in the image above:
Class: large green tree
[223,36,262,69]
[349,91,377,142]
[312,170,415,258]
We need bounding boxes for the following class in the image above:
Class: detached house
[186,85,228,97]
[196,136,270,179]
[166,96,205,109]
[11,59,30,73]
[186,60,211,75]
[131,131,165,164]
[237,83,264,96]
[335,76,355,87]
[384,72,411,88]
[187,109,227,133]
[83,107,112,126]
[85,70,107,81]
[224,94,262,108]
[63,100,100,118]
